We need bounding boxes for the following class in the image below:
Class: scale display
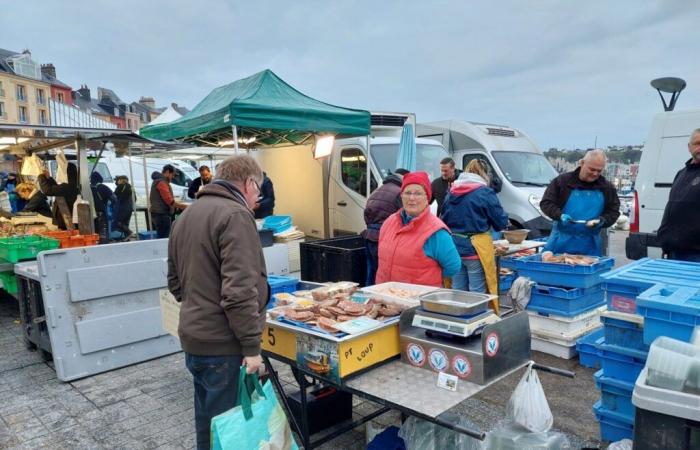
[411,309,500,337]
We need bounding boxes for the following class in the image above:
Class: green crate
[0,270,17,295]
[0,235,60,263]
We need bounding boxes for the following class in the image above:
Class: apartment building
[0,49,52,125]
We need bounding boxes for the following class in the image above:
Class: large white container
[528,305,605,337]
[531,322,602,359]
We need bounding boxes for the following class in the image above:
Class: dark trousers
[669,251,700,262]
[365,239,379,286]
[152,213,172,239]
[185,353,243,450]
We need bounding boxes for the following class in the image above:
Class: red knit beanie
[401,171,432,199]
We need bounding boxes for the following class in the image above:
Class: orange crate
[38,230,79,248]
[64,234,100,248]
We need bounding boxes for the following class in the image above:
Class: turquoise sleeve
[423,229,462,277]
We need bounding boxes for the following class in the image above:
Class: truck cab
[417,120,557,237]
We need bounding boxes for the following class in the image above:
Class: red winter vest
[376,208,448,287]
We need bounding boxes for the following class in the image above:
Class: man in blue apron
[540,150,620,256]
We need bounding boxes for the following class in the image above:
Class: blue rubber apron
[544,189,604,256]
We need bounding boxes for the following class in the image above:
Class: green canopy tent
[140,69,371,147]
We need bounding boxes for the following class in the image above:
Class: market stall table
[497,239,547,256]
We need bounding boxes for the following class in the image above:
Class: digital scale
[411,308,500,338]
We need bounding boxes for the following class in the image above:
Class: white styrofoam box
[528,305,606,337]
[263,243,289,275]
[285,238,304,273]
[531,335,578,359]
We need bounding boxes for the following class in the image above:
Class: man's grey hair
[215,155,263,184]
[582,149,607,163]
[690,128,700,143]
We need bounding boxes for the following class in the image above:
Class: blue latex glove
[560,214,573,224]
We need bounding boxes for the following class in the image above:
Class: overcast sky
[2,1,698,149]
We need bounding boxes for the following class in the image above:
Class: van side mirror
[491,176,503,193]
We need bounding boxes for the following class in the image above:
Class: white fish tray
[361,282,436,309]
[530,322,602,359]
[528,305,606,337]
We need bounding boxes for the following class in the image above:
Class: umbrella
[395,122,416,172]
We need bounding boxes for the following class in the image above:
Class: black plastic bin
[16,274,53,361]
[300,235,366,286]
[287,386,353,435]
[634,406,700,450]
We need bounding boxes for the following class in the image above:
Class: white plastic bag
[506,363,553,433]
[508,276,532,311]
[21,154,44,176]
[398,416,482,450]
[607,439,633,450]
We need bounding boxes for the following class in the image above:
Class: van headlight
[528,194,547,218]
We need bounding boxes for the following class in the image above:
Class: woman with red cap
[376,171,461,287]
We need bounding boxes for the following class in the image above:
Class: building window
[16,85,26,102]
[0,81,4,97]
[127,119,132,129]
[57,92,65,103]
[18,106,28,123]
[36,88,46,105]
[39,109,47,125]
[0,102,5,118]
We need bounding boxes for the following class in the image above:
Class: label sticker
[437,372,459,391]
[485,332,500,357]
[406,343,426,367]
[428,348,448,371]
[451,355,472,379]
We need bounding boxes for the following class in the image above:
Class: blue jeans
[185,353,243,450]
[452,259,486,293]
[365,239,379,286]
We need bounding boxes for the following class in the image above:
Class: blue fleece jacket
[441,178,509,257]
[400,211,462,277]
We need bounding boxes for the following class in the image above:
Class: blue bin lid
[637,285,700,318]
[602,258,700,289]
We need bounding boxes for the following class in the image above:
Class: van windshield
[492,151,557,187]
[371,143,449,181]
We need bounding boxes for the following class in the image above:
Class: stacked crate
[502,253,614,359]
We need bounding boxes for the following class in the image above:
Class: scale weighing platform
[411,308,500,338]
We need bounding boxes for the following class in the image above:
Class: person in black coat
[187,165,213,199]
[38,163,79,230]
[15,182,52,217]
[254,172,275,219]
[114,175,135,237]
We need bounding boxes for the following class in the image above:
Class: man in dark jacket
[168,155,268,450]
[253,172,275,219]
[658,128,700,261]
[90,172,118,241]
[38,163,79,230]
[15,182,52,217]
[431,157,461,217]
[362,169,409,285]
[187,165,212,199]
[540,150,620,256]
[150,164,187,238]
[114,175,135,238]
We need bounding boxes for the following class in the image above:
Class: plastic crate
[263,215,292,234]
[269,275,299,295]
[636,285,700,345]
[597,341,648,383]
[528,305,604,336]
[505,254,615,288]
[37,229,80,248]
[577,327,604,368]
[0,235,60,262]
[594,369,635,418]
[603,282,647,314]
[593,400,634,442]
[63,234,100,248]
[300,235,366,286]
[600,312,649,352]
[138,231,158,240]
[0,270,17,295]
[527,284,605,317]
[499,272,516,292]
[602,258,700,291]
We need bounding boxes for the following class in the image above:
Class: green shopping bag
[211,366,299,450]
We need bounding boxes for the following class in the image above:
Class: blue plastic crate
[577,327,604,368]
[263,215,292,234]
[601,314,649,351]
[594,370,635,418]
[527,284,605,317]
[597,341,647,383]
[602,258,700,290]
[138,231,158,240]
[499,257,519,270]
[636,284,700,345]
[507,254,615,288]
[604,282,648,314]
[593,400,634,442]
[499,272,516,292]
[268,275,298,295]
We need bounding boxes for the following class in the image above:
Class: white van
[417,120,557,237]
[626,108,700,259]
[253,112,450,238]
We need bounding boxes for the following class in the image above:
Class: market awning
[140,69,371,146]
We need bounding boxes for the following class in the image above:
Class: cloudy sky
[2,1,698,149]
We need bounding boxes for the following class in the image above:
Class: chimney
[139,96,156,109]
[21,48,31,56]
[41,63,56,79]
[77,84,91,101]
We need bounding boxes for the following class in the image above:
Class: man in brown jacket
[167,155,269,450]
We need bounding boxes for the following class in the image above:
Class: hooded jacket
[441,173,509,257]
[658,159,700,253]
[167,181,269,357]
[362,173,403,242]
[149,171,174,215]
[90,171,117,214]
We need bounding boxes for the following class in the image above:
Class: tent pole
[127,146,138,234]
[142,144,152,231]
[232,126,240,154]
[366,135,371,197]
